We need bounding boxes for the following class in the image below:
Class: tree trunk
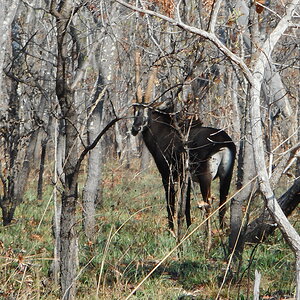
[82,96,103,239]
[83,9,121,234]
[51,118,62,285]
[51,1,80,297]
[229,91,257,257]
[59,97,79,300]
[140,142,151,172]
[176,152,189,248]
[58,68,79,300]
[0,16,36,225]
[0,0,19,104]
[37,138,47,200]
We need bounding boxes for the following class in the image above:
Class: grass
[0,159,298,299]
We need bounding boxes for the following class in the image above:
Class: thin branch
[115,0,254,83]
[208,0,223,33]
[73,117,121,180]
[50,0,62,19]
[270,141,300,187]
[175,0,182,23]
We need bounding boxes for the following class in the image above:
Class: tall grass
[0,160,297,299]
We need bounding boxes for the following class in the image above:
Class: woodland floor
[0,159,298,299]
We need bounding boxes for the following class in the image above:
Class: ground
[0,159,297,299]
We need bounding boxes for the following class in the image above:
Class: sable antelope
[132,55,236,238]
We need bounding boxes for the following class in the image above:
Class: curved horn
[144,60,160,104]
[135,51,143,104]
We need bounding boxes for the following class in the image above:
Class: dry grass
[0,159,297,299]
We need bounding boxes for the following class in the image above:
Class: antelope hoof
[197,201,211,210]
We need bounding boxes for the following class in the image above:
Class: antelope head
[131,52,160,136]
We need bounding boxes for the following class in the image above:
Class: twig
[73,117,121,179]
[208,0,223,33]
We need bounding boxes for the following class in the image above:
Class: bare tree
[49,1,125,297]
[0,10,48,225]
[0,0,20,103]
[51,3,79,296]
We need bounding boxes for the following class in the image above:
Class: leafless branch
[115,0,254,83]
[208,0,223,33]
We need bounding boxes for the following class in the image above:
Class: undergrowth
[0,159,298,299]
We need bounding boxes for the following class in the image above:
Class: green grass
[0,159,298,299]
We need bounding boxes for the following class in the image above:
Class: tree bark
[83,4,122,234]
[51,118,62,285]
[229,91,257,257]
[140,142,151,172]
[82,90,104,239]
[0,0,19,105]
[82,35,117,237]
[0,16,36,225]
[37,138,47,200]
[51,1,79,298]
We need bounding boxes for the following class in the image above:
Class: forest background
[0,0,300,299]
